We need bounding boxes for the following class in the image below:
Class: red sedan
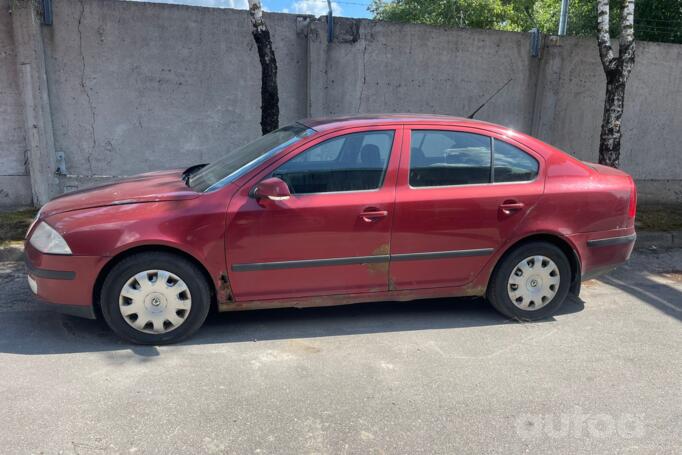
[25,115,637,344]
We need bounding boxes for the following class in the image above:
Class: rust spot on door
[365,243,390,274]
[372,243,390,256]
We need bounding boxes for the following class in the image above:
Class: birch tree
[248,0,279,134]
[597,0,635,167]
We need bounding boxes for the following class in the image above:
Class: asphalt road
[1,249,681,454]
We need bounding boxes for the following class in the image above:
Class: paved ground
[1,250,681,454]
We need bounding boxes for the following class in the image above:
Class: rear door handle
[499,201,525,213]
[360,209,388,222]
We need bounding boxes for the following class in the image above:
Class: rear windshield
[189,123,314,192]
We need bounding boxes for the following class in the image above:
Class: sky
[128,0,373,18]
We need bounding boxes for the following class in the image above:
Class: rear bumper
[24,242,105,319]
[569,229,636,281]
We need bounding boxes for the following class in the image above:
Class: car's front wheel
[100,252,211,344]
[487,241,571,321]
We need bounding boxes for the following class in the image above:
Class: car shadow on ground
[598,272,682,322]
[0,294,585,356]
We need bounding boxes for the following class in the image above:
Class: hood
[41,169,200,217]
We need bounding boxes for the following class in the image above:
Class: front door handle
[499,200,525,214]
[360,209,388,222]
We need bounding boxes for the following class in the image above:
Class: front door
[226,127,402,301]
[390,126,545,290]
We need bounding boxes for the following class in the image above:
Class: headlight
[26,207,42,239]
[29,222,72,255]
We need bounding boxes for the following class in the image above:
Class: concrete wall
[0,0,681,207]
[310,19,682,202]
[533,36,682,182]
[309,19,540,133]
[42,0,308,190]
[0,0,32,206]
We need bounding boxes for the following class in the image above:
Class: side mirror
[252,177,291,201]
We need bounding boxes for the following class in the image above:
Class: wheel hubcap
[119,270,192,334]
[507,255,560,311]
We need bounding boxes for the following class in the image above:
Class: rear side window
[493,140,538,182]
[273,130,394,194]
[409,130,492,187]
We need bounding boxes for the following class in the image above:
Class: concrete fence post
[11,0,59,206]
[306,18,328,118]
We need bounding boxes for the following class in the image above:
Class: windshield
[189,123,314,192]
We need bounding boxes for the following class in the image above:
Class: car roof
[298,114,585,165]
[299,114,503,132]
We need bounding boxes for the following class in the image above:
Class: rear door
[389,125,545,290]
[226,126,402,301]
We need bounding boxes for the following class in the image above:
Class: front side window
[493,139,539,182]
[272,130,394,194]
[409,130,492,187]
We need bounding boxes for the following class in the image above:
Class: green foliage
[370,0,513,30]
[635,0,682,43]
[370,0,682,44]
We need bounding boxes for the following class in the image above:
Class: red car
[25,115,637,344]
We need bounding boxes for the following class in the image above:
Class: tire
[100,252,211,345]
[487,241,571,321]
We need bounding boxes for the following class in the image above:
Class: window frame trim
[231,124,404,199]
[270,129,397,196]
[407,128,494,189]
[491,137,540,185]
[404,126,542,190]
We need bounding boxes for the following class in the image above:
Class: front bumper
[24,242,106,319]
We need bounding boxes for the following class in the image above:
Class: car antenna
[467,78,513,119]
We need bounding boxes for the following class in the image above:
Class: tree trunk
[248,1,279,135]
[596,0,635,168]
[598,78,626,167]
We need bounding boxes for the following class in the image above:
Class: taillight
[628,178,637,219]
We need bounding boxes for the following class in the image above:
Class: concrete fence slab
[1,0,681,207]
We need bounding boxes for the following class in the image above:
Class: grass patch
[0,209,37,244]
[636,203,682,232]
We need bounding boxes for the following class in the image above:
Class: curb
[635,231,682,250]
[1,232,680,261]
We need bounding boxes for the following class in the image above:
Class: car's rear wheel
[487,242,571,321]
[100,252,211,345]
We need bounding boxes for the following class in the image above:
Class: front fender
[46,194,230,293]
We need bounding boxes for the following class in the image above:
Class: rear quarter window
[493,140,539,183]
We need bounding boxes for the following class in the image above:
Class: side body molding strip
[390,248,494,261]
[232,255,390,272]
[231,248,495,272]
[586,233,636,248]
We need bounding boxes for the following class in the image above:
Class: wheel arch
[92,244,218,318]
[488,233,582,296]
